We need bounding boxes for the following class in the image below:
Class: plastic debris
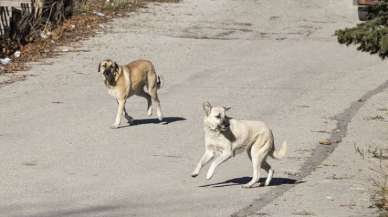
[94,11,105,17]
[13,51,21,58]
[0,57,12,65]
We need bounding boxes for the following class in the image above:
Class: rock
[13,51,21,58]
[40,31,49,39]
[319,139,332,145]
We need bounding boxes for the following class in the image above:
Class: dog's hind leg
[136,90,152,116]
[192,150,214,177]
[148,86,163,121]
[262,160,274,186]
[242,154,264,188]
[246,145,252,161]
[243,143,270,188]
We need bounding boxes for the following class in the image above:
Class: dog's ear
[114,62,119,72]
[203,101,212,116]
[224,106,231,112]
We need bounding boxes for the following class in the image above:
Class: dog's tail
[156,74,164,89]
[270,140,287,160]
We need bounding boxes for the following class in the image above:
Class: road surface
[1,0,387,216]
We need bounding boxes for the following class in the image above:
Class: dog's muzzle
[103,70,116,85]
[219,120,230,131]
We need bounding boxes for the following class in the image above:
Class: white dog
[191,102,287,188]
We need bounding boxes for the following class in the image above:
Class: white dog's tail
[156,75,164,89]
[270,141,287,160]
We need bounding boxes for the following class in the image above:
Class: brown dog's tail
[157,74,164,89]
[270,141,287,160]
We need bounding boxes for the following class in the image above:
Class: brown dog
[98,59,163,128]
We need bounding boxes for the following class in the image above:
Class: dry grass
[374,167,388,217]
[353,143,388,159]
[3,14,105,73]
[1,0,178,73]
[354,143,388,216]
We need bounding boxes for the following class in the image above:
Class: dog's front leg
[112,98,125,129]
[116,99,134,124]
[192,150,214,177]
[206,150,233,180]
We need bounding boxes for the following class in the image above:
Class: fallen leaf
[319,139,332,145]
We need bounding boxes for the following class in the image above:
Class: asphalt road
[1,0,388,217]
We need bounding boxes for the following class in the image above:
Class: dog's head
[98,59,120,86]
[202,101,231,131]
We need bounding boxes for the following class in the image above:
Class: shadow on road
[117,117,186,128]
[132,117,186,125]
[199,176,301,188]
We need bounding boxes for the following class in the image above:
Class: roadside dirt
[0,0,177,75]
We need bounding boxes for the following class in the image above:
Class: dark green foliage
[366,0,388,19]
[335,0,388,58]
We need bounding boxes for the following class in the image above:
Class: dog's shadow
[199,176,301,188]
[130,116,186,126]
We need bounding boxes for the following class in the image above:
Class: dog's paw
[110,124,119,129]
[241,184,253,189]
[147,108,153,116]
[205,173,213,180]
[241,182,260,188]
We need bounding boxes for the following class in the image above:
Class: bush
[335,0,388,58]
